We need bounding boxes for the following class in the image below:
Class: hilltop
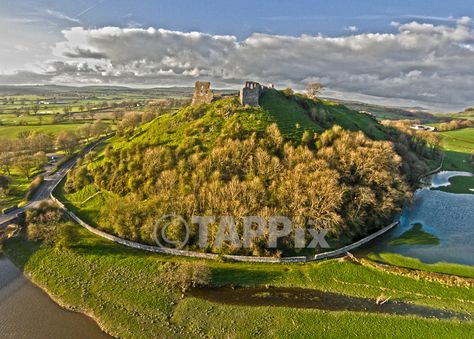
[110,88,389,151]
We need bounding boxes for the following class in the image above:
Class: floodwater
[0,256,109,339]
[361,171,474,266]
[188,286,471,320]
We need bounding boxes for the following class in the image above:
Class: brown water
[0,256,110,339]
[189,286,472,320]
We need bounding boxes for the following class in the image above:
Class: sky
[1,0,474,111]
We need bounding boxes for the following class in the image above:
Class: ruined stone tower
[240,81,262,107]
[192,81,214,105]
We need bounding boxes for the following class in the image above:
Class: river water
[0,256,109,338]
[361,171,474,265]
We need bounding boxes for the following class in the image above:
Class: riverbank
[4,223,473,338]
[0,255,108,338]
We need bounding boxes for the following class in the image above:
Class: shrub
[160,262,211,292]
[26,203,66,245]
[25,175,44,201]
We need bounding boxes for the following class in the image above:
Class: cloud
[45,9,81,24]
[402,15,457,23]
[63,47,108,59]
[2,18,474,111]
[75,0,107,18]
[345,26,358,32]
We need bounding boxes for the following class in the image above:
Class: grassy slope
[259,90,388,140]
[438,128,474,173]
[108,90,389,153]
[4,225,474,338]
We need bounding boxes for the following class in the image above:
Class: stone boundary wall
[310,221,398,261]
[50,178,398,263]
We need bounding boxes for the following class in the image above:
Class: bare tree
[306,83,323,99]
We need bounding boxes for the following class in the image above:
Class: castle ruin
[192,81,214,105]
[240,81,262,107]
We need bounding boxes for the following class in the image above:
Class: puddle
[188,286,472,320]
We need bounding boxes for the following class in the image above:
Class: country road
[0,138,107,228]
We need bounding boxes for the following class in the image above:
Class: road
[0,138,106,227]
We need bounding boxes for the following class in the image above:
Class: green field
[436,175,474,194]
[436,128,474,172]
[4,223,473,338]
[0,124,87,139]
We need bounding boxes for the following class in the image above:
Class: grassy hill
[108,89,390,152]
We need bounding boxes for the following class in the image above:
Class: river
[0,256,109,338]
[361,171,474,265]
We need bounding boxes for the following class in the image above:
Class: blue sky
[3,0,473,37]
[1,1,474,110]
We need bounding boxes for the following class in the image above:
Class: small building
[410,124,436,132]
[192,81,214,105]
[240,81,262,107]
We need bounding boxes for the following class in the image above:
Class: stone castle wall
[192,81,214,105]
[240,81,262,107]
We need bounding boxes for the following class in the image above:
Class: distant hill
[329,98,440,123]
[0,84,233,98]
[439,108,474,121]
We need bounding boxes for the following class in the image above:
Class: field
[0,85,194,211]
[437,128,474,173]
[436,175,474,194]
[439,128,474,154]
[4,223,474,338]
[0,124,87,139]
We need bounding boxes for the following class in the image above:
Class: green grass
[56,182,110,227]
[435,175,474,194]
[0,168,44,211]
[389,223,440,246]
[435,128,474,172]
[3,222,474,338]
[442,150,473,172]
[440,128,474,154]
[259,90,323,139]
[369,253,474,278]
[0,124,86,139]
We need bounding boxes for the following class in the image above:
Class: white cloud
[45,9,81,24]
[345,26,358,32]
[457,16,472,26]
[2,18,474,111]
